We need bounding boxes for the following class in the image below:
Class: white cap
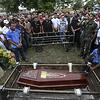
[3,20,9,24]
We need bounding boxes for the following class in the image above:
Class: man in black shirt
[31,16,41,33]
[71,15,81,48]
[42,15,53,32]
[31,16,42,52]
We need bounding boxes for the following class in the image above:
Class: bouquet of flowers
[0,47,16,69]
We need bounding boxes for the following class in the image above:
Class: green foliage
[38,1,55,12]
[0,0,99,13]
[25,0,55,11]
[84,0,94,10]
[84,0,100,10]
[1,0,55,13]
[96,0,100,5]
[73,0,82,10]
[21,0,38,10]
[1,0,20,13]
[42,0,54,2]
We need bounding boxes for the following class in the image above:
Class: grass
[27,45,83,64]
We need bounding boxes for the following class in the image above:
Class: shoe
[16,62,19,64]
[84,70,88,74]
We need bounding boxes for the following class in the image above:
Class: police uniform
[81,20,97,58]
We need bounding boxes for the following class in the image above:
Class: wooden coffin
[17,69,88,89]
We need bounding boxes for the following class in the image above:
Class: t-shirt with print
[58,19,67,32]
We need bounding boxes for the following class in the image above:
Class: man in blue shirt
[6,21,26,62]
[15,19,29,52]
[58,15,68,42]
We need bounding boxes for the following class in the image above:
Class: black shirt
[31,20,41,33]
[42,19,53,32]
[71,17,81,33]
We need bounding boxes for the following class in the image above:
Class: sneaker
[84,70,88,74]
[16,62,19,64]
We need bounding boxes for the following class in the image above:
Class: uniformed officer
[80,14,97,58]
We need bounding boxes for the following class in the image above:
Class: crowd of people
[0,9,100,68]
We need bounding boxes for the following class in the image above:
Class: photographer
[86,43,100,70]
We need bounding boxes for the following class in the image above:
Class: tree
[21,0,38,10]
[1,0,20,13]
[83,0,100,10]
[84,0,94,10]
[73,0,83,10]
[1,0,99,13]
[38,0,55,12]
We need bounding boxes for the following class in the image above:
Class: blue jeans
[59,32,65,42]
[11,48,26,62]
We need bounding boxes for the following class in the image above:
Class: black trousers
[74,31,81,48]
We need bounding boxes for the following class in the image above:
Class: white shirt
[58,18,68,32]
[95,21,100,29]
[95,29,100,45]
[0,34,5,41]
[0,27,5,41]
[58,18,68,26]
[51,18,59,29]
[2,26,10,35]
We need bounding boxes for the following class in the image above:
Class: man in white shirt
[0,27,4,41]
[2,20,10,49]
[95,28,100,47]
[94,15,100,29]
[58,15,68,41]
[51,14,59,32]
[58,15,68,32]
[0,27,6,49]
[2,20,10,35]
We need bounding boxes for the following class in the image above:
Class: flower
[0,48,3,57]
[0,48,16,66]
[9,58,16,65]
